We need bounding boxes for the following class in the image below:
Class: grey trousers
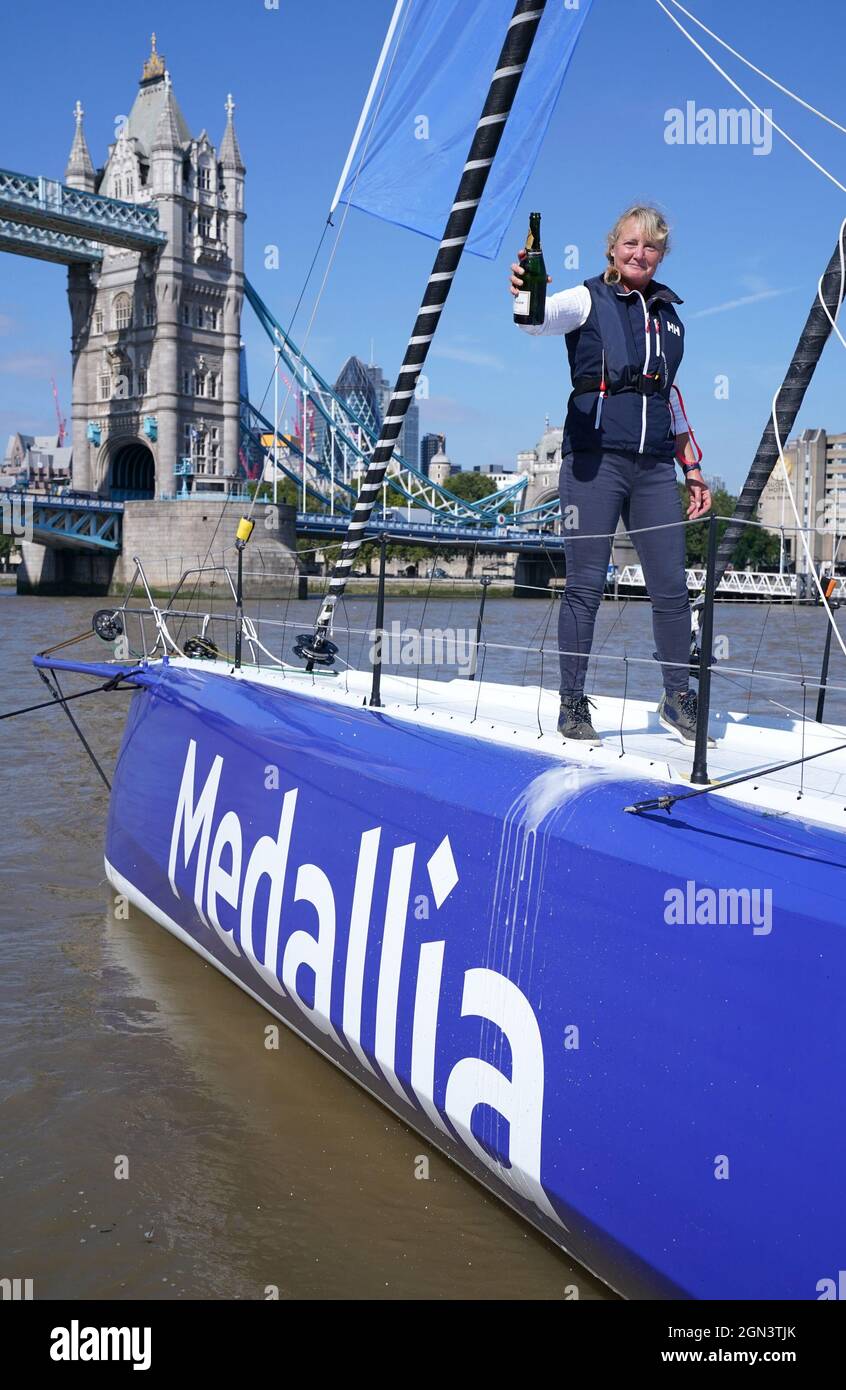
[557,448,691,699]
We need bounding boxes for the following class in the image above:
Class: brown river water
[2,587,843,1299]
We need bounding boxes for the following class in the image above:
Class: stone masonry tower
[64,35,246,500]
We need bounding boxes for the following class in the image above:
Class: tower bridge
[2,33,578,597]
[0,161,166,259]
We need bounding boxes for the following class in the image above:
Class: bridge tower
[65,35,246,501]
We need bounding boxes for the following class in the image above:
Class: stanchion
[369,532,387,707]
[691,511,717,786]
[815,576,839,723]
[470,574,492,681]
[234,516,254,670]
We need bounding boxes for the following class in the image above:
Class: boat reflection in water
[104,825,610,1300]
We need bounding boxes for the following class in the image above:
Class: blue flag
[335,0,593,260]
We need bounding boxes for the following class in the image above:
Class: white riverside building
[758,429,846,575]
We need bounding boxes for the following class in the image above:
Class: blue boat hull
[82,661,846,1298]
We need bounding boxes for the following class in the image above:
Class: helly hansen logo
[666,321,681,336]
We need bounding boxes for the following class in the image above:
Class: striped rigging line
[311,0,549,644]
[656,0,846,666]
[817,216,846,350]
[665,0,846,137]
[770,227,846,666]
[654,0,846,196]
[244,0,414,526]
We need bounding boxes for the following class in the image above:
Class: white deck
[168,657,846,835]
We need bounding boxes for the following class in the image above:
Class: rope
[772,404,846,664]
[816,216,846,349]
[625,736,846,815]
[654,0,846,195]
[759,216,846,665]
[1,670,141,721]
[244,0,414,527]
[176,2,415,615]
[308,0,550,650]
[665,1,846,138]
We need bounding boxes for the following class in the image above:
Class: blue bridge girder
[18,491,124,552]
[0,167,166,254]
[0,216,104,266]
[11,486,555,557]
[244,279,535,525]
[294,511,566,551]
[239,396,356,513]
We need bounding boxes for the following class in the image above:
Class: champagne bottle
[513,212,546,327]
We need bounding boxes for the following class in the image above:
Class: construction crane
[50,376,66,446]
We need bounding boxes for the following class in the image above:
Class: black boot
[558,694,600,744]
[657,689,715,746]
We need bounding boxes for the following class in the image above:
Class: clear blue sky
[2,0,845,491]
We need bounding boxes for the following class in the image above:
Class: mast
[300,0,548,663]
[714,223,846,581]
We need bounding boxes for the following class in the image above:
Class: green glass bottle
[513,212,547,327]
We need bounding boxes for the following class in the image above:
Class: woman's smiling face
[611,217,663,291]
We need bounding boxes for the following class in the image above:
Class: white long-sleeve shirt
[517,286,689,436]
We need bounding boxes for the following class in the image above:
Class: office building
[758,428,846,572]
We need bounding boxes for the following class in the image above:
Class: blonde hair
[603,205,671,284]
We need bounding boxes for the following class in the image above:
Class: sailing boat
[33,0,846,1300]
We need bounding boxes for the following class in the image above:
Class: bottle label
[513,291,530,316]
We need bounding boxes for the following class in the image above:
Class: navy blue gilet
[563,273,685,460]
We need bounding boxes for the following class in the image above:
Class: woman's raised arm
[509,251,591,336]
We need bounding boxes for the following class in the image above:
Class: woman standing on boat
[510,204,711,744]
